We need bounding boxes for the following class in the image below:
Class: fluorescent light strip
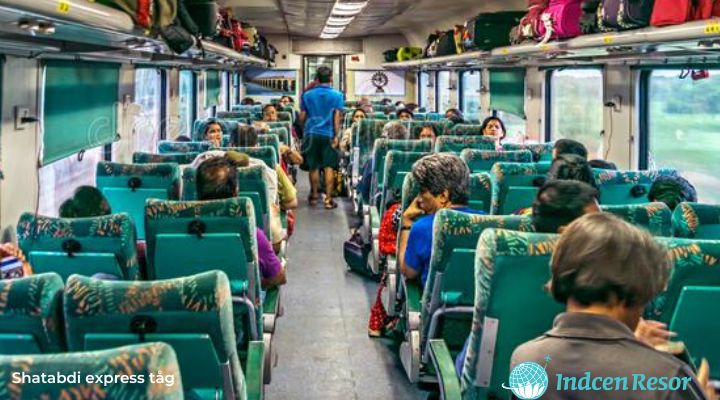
[320,1,367,39]
[327,16,354,25]
[323,27,346,34]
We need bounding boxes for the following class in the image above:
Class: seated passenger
[405,103,419,113]
[547,154,597,188]
[59,186,112,219]
[358,122,409,203]
[395,100,406,110]
[399,154,485,288]
[480,116,506,149]
[588,159,618,170]
[552,138,588,160]
[0,242,32,279]
[445,108,466,125]
[203,119,224,148]
[359,96,373,113]
[196,156,286,290]
[280,95,303,139]
[648,175,698,211]
[340,108,366,153]
[175,135,192,142]
[262,104,278,122]
[241,97,255,106]
[510,213,714,400]
[418,124,438,147]
[397,109,413,121]
[381,98,392,106]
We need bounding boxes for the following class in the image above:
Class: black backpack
[435,30,457,56]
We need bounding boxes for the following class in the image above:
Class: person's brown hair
[549,213,670,308]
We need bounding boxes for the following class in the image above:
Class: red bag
[378,203,401,256]
[650,0,710,26]
[535,0,583,43]
[511,0,551,44]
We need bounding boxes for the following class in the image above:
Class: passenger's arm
[334,109,342,140]
[299,111,307,127]
[256,229,286,289]
[262,264,287,290]
[398,197,425,280]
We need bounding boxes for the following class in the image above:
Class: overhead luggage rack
[383,18,720,69]
[0,0,267,67]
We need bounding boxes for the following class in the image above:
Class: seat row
[0,269,263,399]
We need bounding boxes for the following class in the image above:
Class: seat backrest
[158,141,211,154]
[276,111,292,122]
[0,342,183,399]
[601,202,672,236]
[96,162,180,241]
[426,112,442,121]
[673,202,720,240]
[17,213,139,280]
[451,124,483,136]
[0,273,64,354]
[64,271,243,397]
[647,237,720,323]
[268,127,290,145]
[468,173,493,214]
[217,110,253,120]
[421,213,535,353]
[405,120,451,139]
[372,139,432,193]
[502,143,554,162]
[355,119,388,167]
[414,112,427,121]
[401,173,420,212]
[594,169,677,205]
[257,134,281,163]
[435,135,496,153]
[221,146,277,169]
[193,119,240,141]
[371,111,389,120]
[669,286,720,378]
[461,149,533,172]
[133,152,199,165]
[264,121,292,134]
[461,229,563,400]
[382,151,428,209]
[490,162,544,215]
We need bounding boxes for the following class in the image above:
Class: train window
[231,72,241,106]
[496,111,528,143]
[437,71,452,113]
[549,68,604,157]
[134,68,161,153]
[178,70,195,138]
[39,147,104,216]
[646,69,720,203]
[418,71,430,111]
[460,71,481,122]
[219,71,229,112]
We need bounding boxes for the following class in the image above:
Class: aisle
[266,171,430,400]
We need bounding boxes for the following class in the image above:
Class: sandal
[324,198,338,210]
[308,194,319,206]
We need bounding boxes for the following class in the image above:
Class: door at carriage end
[303,55,345,93]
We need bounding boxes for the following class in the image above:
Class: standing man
[299,66,344,209]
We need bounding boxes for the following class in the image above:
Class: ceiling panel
[221,0,527,38]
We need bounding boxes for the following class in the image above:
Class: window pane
[134,68,161,153]
[220,72,228,112]
[418,72,430,111]
[437,71,451,113]
[39,147,103,216]
[177,71,194,139]
[497,111,528,143]
[648,70,720,203]
[461,71,481,122]
[550,69,604,158]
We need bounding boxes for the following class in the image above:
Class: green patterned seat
[354,119,388,169]
[426,112,442,121]
[159,141,211,154]
[267,127,290,145]
[370,111,389,120]
[217,111,253,120]
[501,143,553,162]
[404,120,452,139]
[673,202,720,239]
[489,162,544,215]
[601,202,672,236]
[594,169,677,206]
[409,212,534,383]
[646,237,720,323]
[64,271,264,399]
[371,140,432,201]
[264,121,292,138]
[257,134,281,163]
[220,146,277,169]
[17,213,139,280]
[232,104,262,113]
[133,152,199,165]
[450,124,484,136]
[276,111,292,122]
[0,342,184,400]
[460,149,533,172]
[435,136,496,153]
[429,229,562,400]
[669,286,720,379]
[0,273,64,354]
[468,173,493,214]
[96,162,180,241]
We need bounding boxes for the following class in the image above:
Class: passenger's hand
[402,197,424,227]
[635,318,676,347]
[697,359,718,400]
[331,137,339,149]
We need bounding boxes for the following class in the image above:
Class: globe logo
[502,356,551,400]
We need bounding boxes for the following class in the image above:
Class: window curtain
[205,70,221,108]
[42,60,120,165]
[489,68,526,117]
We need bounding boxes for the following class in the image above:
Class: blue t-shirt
[301,85,344,138]
[404,207,486,288]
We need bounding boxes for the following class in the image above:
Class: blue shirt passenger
[301,84,344,138]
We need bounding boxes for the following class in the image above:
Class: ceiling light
[320,33,339,39]
[331,1,368,16]
[323,27,345,34]
[327,16,354,25]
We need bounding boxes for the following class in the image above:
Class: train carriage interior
[0,0,719,399]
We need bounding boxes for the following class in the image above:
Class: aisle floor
[265,172,430,400]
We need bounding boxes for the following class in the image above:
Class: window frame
[133,67,163,153]
[459,69,482,118]
[638,70,651,170]
[160,69,168,140]
[436,70,452,114]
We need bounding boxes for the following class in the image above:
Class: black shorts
[302,135,339,170]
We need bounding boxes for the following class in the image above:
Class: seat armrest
[245,340,265,400]
[405,279,422,314]
[263,287,280,317]
[429,339,462,400]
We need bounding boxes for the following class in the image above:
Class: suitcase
[423,32,441,58]
[343,231,371,275]
[650,0,704,26]
[160,23,196,54]
[580,0,602,33]
[95,0,177,29]
[511,0,551,44]
[536,0,584,43]
[384,49,399,62]
[184,0,219,37]
[599,0,654,30]
[435,30,457,56]
[465,11,525,51]
[397,47,423,61]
